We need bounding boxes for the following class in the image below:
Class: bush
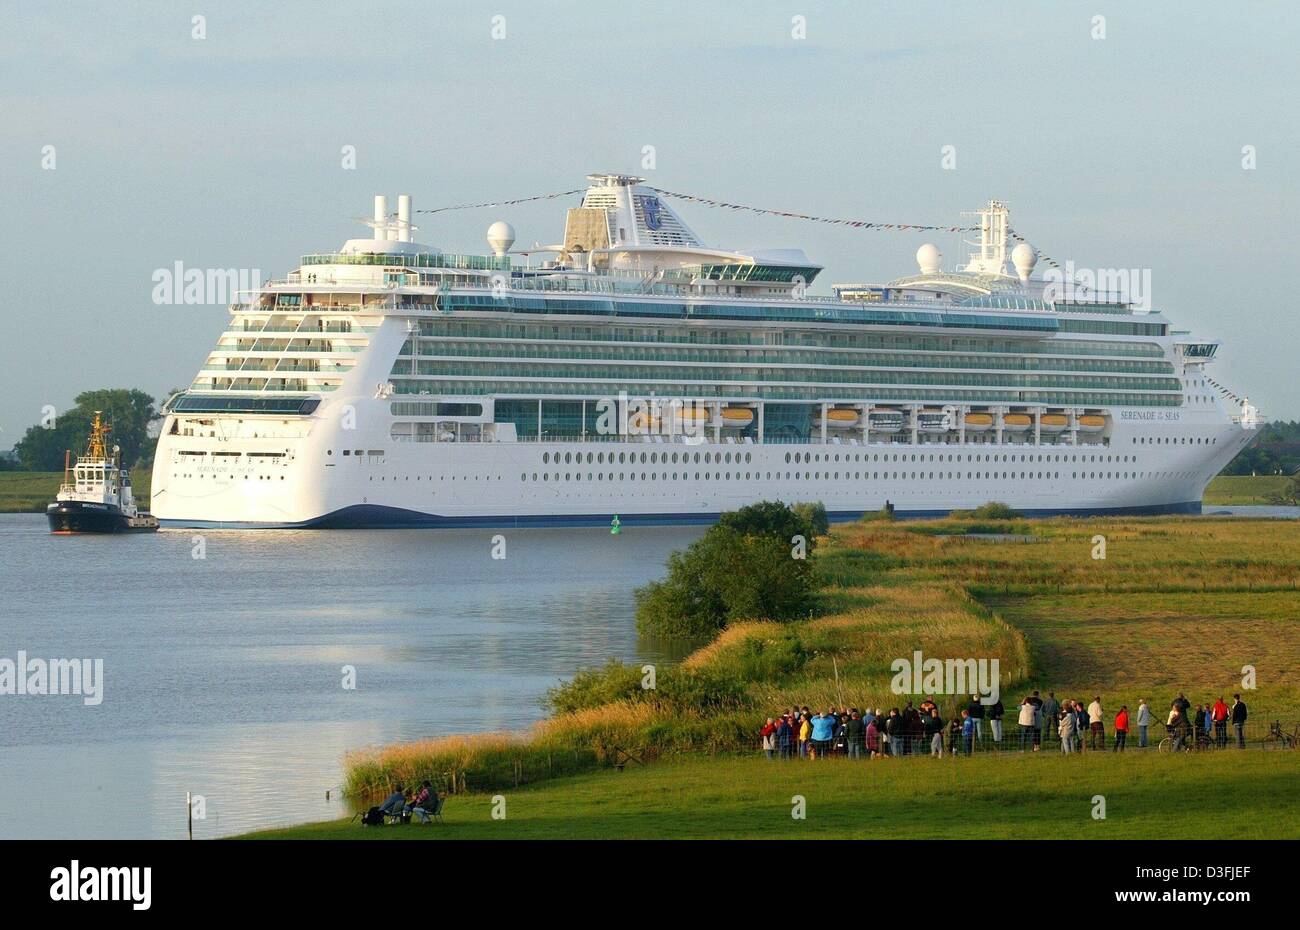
[734,632,809,681]
[545,659,647,715]
[792,501,830,537]
[636,502,817,639]
[951,502,1021,521]
[546,660,750,717]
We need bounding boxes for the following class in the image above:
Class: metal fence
[758,718,1298,759]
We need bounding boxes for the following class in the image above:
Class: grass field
[245,750,1300,840]
[249,512,1300,840]
[1203,474,1294,505]
[0,469,151,512]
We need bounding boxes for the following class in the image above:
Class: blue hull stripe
[159,500,1203,530]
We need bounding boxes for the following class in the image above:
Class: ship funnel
[373,195,389,240]
[397,195,412,243]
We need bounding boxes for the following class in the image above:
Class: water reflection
[0,516,701,838]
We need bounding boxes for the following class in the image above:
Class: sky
[2,0,1297,445]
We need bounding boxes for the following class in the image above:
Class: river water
[0,515,699,838]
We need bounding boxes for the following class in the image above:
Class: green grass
[243,750,1300,840]
[1204,474,1294,505]
[0,469,151,512]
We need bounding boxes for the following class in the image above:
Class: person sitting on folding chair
[378,785,409,823]
[408,780,439,824]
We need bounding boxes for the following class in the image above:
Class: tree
[635,501,817,639]
[12,389,159,471]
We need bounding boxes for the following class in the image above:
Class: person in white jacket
[1087,696,1105,751]
[1136,699,1151,748]
[1058,709,1076,753]
[1017,697,1039,751]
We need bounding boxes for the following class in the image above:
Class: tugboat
[46,411,159,534]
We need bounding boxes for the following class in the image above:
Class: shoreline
[0,472,1292,515]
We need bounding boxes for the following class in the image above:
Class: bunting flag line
[415,188,586,214]
[1006,228,1064,272]
[413,184,1082,283]
[646,187,979,234]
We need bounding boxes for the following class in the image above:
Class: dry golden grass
[680,620,786,670]
[989,590,1300,718]
[740,582,1031,715]
[822,516,1300,719]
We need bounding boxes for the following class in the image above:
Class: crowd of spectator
[758,692,1250,758]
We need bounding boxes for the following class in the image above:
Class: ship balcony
[200,361,356,374]
[215,342,367,354]
[223,323,379,335]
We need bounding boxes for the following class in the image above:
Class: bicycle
[1157,727,1213,753]
[1262,720,1299,750]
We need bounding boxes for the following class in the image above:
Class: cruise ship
[151,174,1259,528]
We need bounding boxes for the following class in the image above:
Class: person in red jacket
[1113,705,1130,752]
[1211,697,1230,748]
[760,717,778,760]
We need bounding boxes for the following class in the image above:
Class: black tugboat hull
[46,501,159,534]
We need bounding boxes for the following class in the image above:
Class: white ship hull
[151,403,1255,529]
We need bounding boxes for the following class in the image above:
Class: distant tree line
[4,389,160,471]
[1222,420,1300,476]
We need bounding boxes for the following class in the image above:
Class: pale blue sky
[2,0,1296,442]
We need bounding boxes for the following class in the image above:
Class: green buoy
[610,515,621,535]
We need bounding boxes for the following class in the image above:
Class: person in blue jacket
[961,709,975,755]
[810,708,836,758]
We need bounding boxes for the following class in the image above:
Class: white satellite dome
[1011,242,1038,284]
[487,220,516,257]
[915,243,942,275]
